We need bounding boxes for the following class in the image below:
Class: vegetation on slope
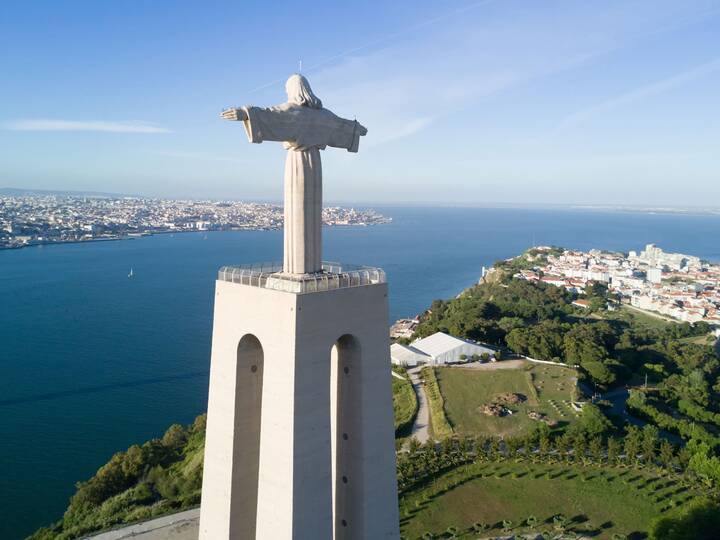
[29,416,207,540]
[30,247,720,538]
[415,256,720,448]
[397,432,716,539]
[392,367,418,437]
[415,267,715,392]
[648,497,720,540]
[30,375,417,539]
[420,366,453,439]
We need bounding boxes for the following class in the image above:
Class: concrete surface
[200,280,399,539]
[86,509,199,540]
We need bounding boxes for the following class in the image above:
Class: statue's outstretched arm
[220,107,248,121]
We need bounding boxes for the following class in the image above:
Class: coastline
[0,222,388,252]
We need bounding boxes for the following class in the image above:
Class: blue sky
[1,0,719,205]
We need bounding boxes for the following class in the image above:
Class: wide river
[2,206,720,538]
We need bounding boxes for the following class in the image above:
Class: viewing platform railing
[218,261,386,294]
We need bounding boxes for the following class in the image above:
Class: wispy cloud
[555,57,720,131]
[3,119,171,133]
[365,116,434,147]
[147,150,250,164]
[299,1,720,149]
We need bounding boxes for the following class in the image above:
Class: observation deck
[218,261,386,294]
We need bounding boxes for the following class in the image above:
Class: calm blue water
[1,206,720,539]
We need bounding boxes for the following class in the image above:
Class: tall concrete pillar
[199,265,400,540]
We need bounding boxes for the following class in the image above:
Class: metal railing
[218,261,386,294]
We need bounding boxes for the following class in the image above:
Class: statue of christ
[221,74,368,275]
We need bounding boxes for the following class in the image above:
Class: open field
[435,362,579,438]
[677,333,717,346]
[399,460,698,539]
[603,305,673,329]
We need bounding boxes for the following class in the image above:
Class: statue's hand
[220,108,247,121]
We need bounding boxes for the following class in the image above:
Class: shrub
[421,367,453,439]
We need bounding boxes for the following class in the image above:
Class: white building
[647,267,663,284]
[390,343,430,367]
[409,332,496,365]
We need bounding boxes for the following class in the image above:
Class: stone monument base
[199,263,400,540]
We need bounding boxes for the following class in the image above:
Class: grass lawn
[399,461,697,539]
[602,305,673,330]
[677,333,716,346]
[393,373,418,436]
[436,362,579,438]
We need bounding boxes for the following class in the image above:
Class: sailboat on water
[128,268,134,278]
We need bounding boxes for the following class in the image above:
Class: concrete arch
[229,333,264,538]
[330,334,362,539]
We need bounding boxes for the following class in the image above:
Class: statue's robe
[241,103,367,274]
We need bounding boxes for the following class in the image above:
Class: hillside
[30,248,720,539]
[29,380,416,540]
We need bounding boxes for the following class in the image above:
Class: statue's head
[286,74,322,109]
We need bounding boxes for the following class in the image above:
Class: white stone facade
[200,278,400,540]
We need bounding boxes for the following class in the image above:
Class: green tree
[624,426,642,463]
[589,436,603,463]
[582,360,617,386]
[607,437,620,464]
[563,323,613,365]
[567,403,612,438]
[472,522,488,533]
[687,440,720,488]
[161,424,188,451]
[659,440,675,467]
[573,433,587,462]
[641,425,660,462]
[649,499,720,540]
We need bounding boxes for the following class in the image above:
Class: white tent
[390,343,430,367]
[411,332,495,365]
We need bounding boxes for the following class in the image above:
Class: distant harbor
[0,193,391,250]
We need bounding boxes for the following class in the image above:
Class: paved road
[407,367,430,443]
[86,509,199,540]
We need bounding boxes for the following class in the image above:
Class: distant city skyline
[2,0,719,205]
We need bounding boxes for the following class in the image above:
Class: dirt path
[407,367,430,443]
[444,359,527,370]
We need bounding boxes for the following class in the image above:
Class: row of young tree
[397,424,695,494]
[399,427,720,540]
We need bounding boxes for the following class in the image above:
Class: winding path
[407,367,430,444]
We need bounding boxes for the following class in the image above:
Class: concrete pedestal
[199,270,399,540]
